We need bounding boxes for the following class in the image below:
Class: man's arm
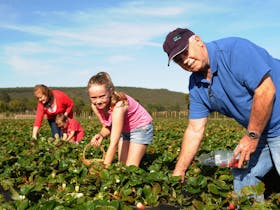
[234,74,276,167]
[173,117,208,181]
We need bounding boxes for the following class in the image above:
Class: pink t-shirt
[98,95,152,132]
[62,118,84,142]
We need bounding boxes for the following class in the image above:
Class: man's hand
[172,168,186,183]
[233,135,259,168]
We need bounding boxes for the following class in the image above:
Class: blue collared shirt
[189,37,280,137]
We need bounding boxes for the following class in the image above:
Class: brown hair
[55,113,67,125]
[87,72,127,108]
[34,84,54,106]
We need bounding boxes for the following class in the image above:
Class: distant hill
[0,86,188,111]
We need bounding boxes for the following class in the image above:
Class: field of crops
[0,117,279,209]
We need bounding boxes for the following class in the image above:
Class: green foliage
[0,118,279,209]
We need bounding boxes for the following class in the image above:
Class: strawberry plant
[0,118,279,209]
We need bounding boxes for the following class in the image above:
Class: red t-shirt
[62,118,84,142]
[34,90,74,127]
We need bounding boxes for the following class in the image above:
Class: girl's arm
[65,131,75,141]
[91,103,103,123]
[90,103,111,146]
[62,133,68,140]
[103,102,127,165]
[90,125,111,146]
[99,126,111,138]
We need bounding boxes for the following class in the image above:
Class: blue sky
[1,0,280,93]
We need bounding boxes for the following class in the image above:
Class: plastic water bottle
[198,150,249,168]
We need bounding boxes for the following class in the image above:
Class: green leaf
[20,184,35,195]
[142,184,152,198]
[58,160,67,171]
[207,183,220,195]
[192,199,210,210]
[120,187,132,197]
[100,169,110,180]
[253,182,265,195]
[186,185,201,194]
[148,163,161,172]
[212,179,231,191]
[14,199,29,210]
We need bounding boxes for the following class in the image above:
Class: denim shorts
[121,122,153,145]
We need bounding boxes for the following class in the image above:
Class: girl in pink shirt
[88,72,153,167]
[55,113,84,143]
[32,85,74,140]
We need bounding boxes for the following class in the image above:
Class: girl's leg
[120,123,153,166]
[126,142,147,166]
[118,139,129,164]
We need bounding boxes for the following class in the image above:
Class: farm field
[0,117,279,209]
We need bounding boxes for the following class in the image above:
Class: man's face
[173,35,209,73]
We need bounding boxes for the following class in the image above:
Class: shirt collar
[206,41,218,74]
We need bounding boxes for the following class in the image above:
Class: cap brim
[167,45,188,66]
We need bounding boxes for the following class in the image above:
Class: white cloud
[107,55,133,63]
[5,42,61,55]
[116,6,185,16]
[6,56,61,74]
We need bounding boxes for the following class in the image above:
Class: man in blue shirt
[163,28,280,198]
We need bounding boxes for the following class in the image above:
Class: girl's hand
[62,133,68,141]
[90,133,103,146]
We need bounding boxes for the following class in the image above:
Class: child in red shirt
[55,113,84,143]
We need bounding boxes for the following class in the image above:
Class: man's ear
[193,35,203,46]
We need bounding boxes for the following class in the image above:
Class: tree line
[0,91,189,114]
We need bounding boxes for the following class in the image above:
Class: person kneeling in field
[88,72,154,167]
[55,113,84,143]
